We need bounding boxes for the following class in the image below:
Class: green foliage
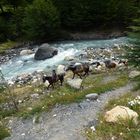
[53,0,137,29]
[0,41,17,54]
[126,18,140,67]
[0,0,139,41]
[23,0,60,40]
[0,17,12,42]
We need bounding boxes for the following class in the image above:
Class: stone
[34,43,58,60]
[30,93,39,99]
[129,70,140,78]
[64,55,75,61]
[44,80,49,87]
[56,65,66,75]
[66,78,83,89]
[90,126,96,132]
[104,106,139,124]
[27,107,33,111]
[85,93,98,100]
[20,49,33,56]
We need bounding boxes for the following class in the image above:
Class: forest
[0,0,139,42]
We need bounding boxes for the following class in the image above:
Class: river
[0,37,129,79]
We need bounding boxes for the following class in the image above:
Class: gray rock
[104,106,139,125]
[66,78,83,89]
[30,93,39,99]
[129,70,140,78]
[34,43,58,60]
[85,93,98,100]
[20,49,34,56]
[64,56,75,61]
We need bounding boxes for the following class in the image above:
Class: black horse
[43,70,64,89]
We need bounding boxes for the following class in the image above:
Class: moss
[0,41,17,54]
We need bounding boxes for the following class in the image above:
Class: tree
[23,0,60,40]
[127,17,140,67]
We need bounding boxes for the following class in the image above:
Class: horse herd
[42,59,128,89]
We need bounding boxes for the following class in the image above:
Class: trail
[5,83,133,140]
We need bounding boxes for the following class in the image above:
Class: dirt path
[5,83,134,140]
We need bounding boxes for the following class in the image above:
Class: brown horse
[66,63,89,79]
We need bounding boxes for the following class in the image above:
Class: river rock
[20,49,34,56]
[129,70,140,78]
[34,43,58,60]
[15,74,32,85]
[64,55,75,61]
[85,93,98,100]
[104,106,139,124]
[56,65,66,75]
[66,78,83,89]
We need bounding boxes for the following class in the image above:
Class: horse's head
[96,62,101,68]
[65,65,74,71]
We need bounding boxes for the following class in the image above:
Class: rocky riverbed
[0,37,131,83]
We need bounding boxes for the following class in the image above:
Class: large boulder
[104,106,138,124]
[66,78,83,89]
[20,49,34,56]
[34,43,58,60]
[129,70,140,78]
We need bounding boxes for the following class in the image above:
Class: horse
[43,70,64,89]
[66,62,89,79]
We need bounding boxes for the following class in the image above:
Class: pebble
[90,126,96,132]
[53,114,57,117]
[85,93,98,100]
[21,133,25,136]
[97,99,101,102]
[30,93,39,99]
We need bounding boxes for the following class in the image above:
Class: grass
[0,41,17,54]
[19,73,129,118]
[85,92,140,140]
[0,71,129,138]
[0,72,129,120]
[0,125,10,140]
[131,75,140,91]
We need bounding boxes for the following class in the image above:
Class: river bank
[0,37,129,81]
[0,30,126,63]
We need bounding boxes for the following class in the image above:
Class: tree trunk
[0,5,4,13]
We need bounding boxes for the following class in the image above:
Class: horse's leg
[60,79,63,86]
[83,71,86,76]
[52,83,54,89]
[60,77,64,86]
[77,73,82,79]
[72,73,75,79]
[47,84,51,90]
